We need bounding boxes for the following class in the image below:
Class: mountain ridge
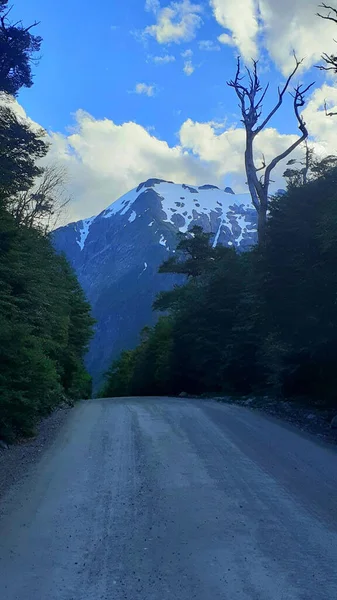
[53,178,258,385]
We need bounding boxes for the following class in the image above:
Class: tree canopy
[101,161,337,409]
[0,2,94,441]
[0,0,42,96]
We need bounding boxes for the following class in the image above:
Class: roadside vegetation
[100,154,337,410]
[101,5,337,410]
[0,2,94,441]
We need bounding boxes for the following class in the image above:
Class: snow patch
[139,262,148,276]
[77,216,95,250]
[212,218,223,248]
[101,188,140,219]
[94,179,256,249]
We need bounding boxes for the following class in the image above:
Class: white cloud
[144,0,203,44]
[180,83,337,187]
[45,110,214,223]
[199,39,221,51]
[145,0,160,12]
[135,83,155,96]
[0,93,41,133]
[210,0,337,74]
[11,81,337,224]
[183,60,195,75]
[148,54,176,64]
[181,48,193,58]
[217,33,235,47]
[181,48,195,75]
[50,89,335,222]
[301,84,337,155]
[179,118,300,184]
[210,0,258,62]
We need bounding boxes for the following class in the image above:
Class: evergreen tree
[0,1,94,441]
[0,1,42,96]
[101,159,337,409]
[100,350,136,398]
[0,209,95,440]
[0,105,48,207]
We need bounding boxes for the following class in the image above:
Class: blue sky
[10,0,337,221]
[13,0,233,142]
[13,0,320,141]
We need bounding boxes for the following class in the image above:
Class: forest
[101,153,337,408]
[100,5,337,407]
[2,0,337,442]
[0,1,94,440]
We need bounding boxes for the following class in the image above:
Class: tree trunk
[245,131,267,244]
[245,133,260,212]
[257,205,267,244]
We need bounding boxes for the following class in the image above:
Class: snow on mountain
[77,216,95,250]
[72,178,256,254]
[53,178,257,387]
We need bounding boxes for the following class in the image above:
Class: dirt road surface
[0,398,336,599]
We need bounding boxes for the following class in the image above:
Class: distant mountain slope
[53,178,257,386]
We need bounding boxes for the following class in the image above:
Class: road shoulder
[0,405,72,501]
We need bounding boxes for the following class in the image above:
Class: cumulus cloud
[210,0,258,62]
[46,110,214,223]
[181,48,193,58]
[11,81,337,224]
[144,0,203,44]
[179,118,301,188]
[301,84,337,155]
[183,60,195,75]
[217,33,235,48]
[49,87,335,223]
[148,53,176,64]
[210,0,337,74]
[180,82,337,188]
[134,83,155,96]
[181,48,195,74]
[198,39,221,51]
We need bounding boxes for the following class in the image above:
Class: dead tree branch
[317,3,337,23]
[227,56,314,243]
[9,165,70,234]
[324,99,337,116]
[317,4,337,73]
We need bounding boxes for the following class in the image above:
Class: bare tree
[228,56,314,242]
[9,165,70,234]
[317,3,337,74]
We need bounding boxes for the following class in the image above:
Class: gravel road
[0,397,336,599]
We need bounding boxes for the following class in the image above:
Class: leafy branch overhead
[0,1,42,96]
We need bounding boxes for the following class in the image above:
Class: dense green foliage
[0,3,94,441]
[0,206,94,440]
[0,105,47,204]
[0,1,42,96]
[101,165,337,408]
[0,2,47,209]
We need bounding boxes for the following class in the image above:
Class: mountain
[53,178,257,386]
